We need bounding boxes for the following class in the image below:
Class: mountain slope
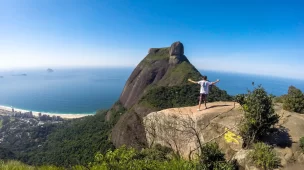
[109,41,231,148]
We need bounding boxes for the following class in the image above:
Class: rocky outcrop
[169,41,186,65]
[110,42,202,148]
[144,102,243,159]
[169,41,184,56]
[143,102,304,169]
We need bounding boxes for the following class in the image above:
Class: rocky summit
[109,41,204,148]
[119,41,193,109]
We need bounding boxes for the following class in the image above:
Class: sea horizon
[0,67,303,115]
[1,66,303,81]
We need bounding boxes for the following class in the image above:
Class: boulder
[169,41,184,56]
[232,149,251,167]
[143,102,243,158]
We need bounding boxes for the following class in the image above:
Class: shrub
[0,160,65,170]
[90,145,198,170]
[90,144,237,170]
[138,144,173,161]
[239,86,279,148]
[300,137,304,152]
[0,160,35,170]
[200,142,237,170]
[0,147,15,160]
[234,94,246,106]
[283,86,304,113]
[248,142,280,170]
[200,142,225,165]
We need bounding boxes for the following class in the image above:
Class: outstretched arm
[188,78,198,84]
[211,79,220,85]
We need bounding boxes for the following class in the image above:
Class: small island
[12,74,27,76]
[47,68,54,73]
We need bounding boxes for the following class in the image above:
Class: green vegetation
[283,86,304,113]
[200,142,236,170]
[248,142,280,170]
[234,94,246,105]
[239,85,279,148]
[0,160,35,170]
[160,61,200,85]
[140,84,232,110]
[146,48,171,61]
[23,110,115,167]
[0,147,15,160]
[106,102,127,126]
[0,160,64,170]
[0,143,237,170]
[88,143,236,170]
[141,47,171,67]
[300,137,304,152]
[0,102,127,167]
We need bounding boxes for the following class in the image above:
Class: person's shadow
[260,126,293,148]
[206,105,230,109]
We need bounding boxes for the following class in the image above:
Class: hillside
[109,41,232,148]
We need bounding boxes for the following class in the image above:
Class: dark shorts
[200,93,208,100]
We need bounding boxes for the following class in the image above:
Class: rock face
[169,41,184,56]
[110,42,202,148]
[169,41,186,65]
[143,102,304,169]
[119,42,191,109]
[144,102,243,159]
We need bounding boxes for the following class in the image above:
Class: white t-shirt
[198,80,213,94]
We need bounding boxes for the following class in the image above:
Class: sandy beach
[0,105,93,119]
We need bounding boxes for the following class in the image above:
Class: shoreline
[0,105,93,119]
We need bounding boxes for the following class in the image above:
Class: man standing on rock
[188,76,220,111]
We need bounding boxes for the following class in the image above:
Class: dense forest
[0,103,126,167]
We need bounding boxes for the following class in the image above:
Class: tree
[239,85,279,148]
[283,86,304,114]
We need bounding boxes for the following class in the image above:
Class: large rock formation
[169,41,184,56]
[119,42,192,109]
[109,41,202,148]
[143,102,304,169]
[144,102,243,159]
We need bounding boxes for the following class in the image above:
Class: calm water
[0,68,303,114]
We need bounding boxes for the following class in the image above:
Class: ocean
[0,68,303,114]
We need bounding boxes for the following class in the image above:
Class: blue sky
[0,0,303,79]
